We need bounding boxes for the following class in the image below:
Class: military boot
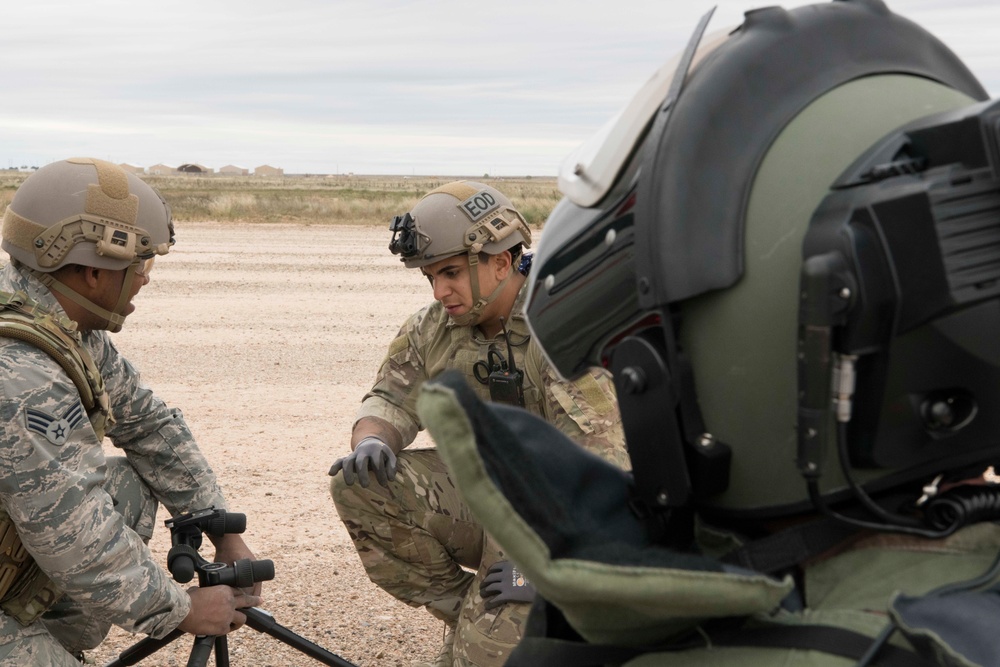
[413,620,456,667]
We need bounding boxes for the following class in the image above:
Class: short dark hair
[480,244,522,264]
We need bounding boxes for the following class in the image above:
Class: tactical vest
[0,290,113,625]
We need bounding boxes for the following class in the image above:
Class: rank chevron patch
[25,402,86,446]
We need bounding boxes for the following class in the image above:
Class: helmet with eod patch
[389,181,531,269]
[389,181,533,326]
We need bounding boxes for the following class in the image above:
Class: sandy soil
[84,222,444,666]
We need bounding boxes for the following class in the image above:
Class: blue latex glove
[480,560,536,610]
[328,437,398,488]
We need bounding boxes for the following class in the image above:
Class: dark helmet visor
[525,177,645,380]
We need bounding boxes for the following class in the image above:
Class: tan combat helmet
[389,181,532,326]
[2,157,174,332]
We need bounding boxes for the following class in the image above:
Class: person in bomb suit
[0,158,261,665]
[412,2,1000,666]
[328,181,628,667]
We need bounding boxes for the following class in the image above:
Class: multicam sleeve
[530,345,631,470]
[94,333,227,515]
[0,345,190,638]
[354,318,427,447]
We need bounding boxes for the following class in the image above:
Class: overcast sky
[3,1,997,176]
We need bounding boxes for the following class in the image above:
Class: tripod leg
[187,635,215,667]
[244,608,358,666]
[103,629,185,667]
[215,635,229,667]
[105,630,232,667]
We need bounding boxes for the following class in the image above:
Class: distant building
[254,164,284,177]
[219,164,249,176]
[118,163,145,174]
[178,163,213,174]
[148,164,176,175]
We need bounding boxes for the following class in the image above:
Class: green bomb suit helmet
[2,158,174,332]
[389,181,532,326]
[526,0,1000,532]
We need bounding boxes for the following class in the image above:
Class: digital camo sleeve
[94,332,227,515]
[0,344,190,638]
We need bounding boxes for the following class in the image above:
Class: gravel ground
[85,222,445,667]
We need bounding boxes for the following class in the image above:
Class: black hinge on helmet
[389,212,419,258]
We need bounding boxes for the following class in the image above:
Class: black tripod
[103,508,356,667]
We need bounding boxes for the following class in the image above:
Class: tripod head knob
[166,507,246,537]
[165,507,251,583]
[199,558,276,588]
[166,544,200,583]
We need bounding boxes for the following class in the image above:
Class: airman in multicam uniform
[0,158,261,665]
[328,182,628,667]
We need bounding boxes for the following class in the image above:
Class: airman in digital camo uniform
[0,158,260,665]
[329,182,628,666]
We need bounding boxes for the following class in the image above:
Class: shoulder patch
[572,373,615,416]
[388,333,409,357]
[25,402,86,446]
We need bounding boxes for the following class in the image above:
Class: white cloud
[2,0,997,174]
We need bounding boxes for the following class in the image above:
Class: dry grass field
[0,172,561,227]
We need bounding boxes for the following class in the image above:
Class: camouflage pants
[0,456,158,665]
[330,448,532,666]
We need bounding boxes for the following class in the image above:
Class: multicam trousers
[330,448,532,666]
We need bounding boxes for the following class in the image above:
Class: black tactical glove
[328,437,398,488]
[480,560,536,610]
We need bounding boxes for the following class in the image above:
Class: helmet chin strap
[449,252,513,328]
[30,264,140,333]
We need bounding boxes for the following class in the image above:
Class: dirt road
[88,222,443,666]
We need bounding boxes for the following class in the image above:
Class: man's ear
[492,250,513,279]
[80,266,102,289]
[52,264,100,291]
